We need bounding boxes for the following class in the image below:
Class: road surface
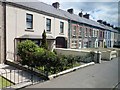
[22,58,119,88]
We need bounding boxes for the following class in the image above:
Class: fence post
[30,67,33,84]
[94,51,101,64]
[97,51,101,64]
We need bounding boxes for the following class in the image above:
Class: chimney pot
[103,21,107,25]
[83,13,90,19]
[79,12,83,17]
[107,23,110,27]
[110,25,114,28]
[97,20,103,24]
[67,8,74,14]
[52,2,60,9]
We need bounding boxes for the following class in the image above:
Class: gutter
[68,19,72,48]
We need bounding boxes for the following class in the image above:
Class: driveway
[22,58,119,88]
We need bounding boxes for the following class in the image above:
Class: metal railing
[0,65,42,89]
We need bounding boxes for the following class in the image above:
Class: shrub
[81,52,95,63]
[32,48,47,67]
[41,30,48,50]
[17,40,95,75]
[104,45,107,48]
[17,40,38,66]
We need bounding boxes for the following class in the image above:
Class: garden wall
[55,48,91,57]
[54,48,101,63]
[55,48,117,61]
[75,48,118,60]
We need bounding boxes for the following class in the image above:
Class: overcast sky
[38,0,119,27]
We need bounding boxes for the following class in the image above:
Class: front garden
[17,40,95,76]
[16,30,94,76]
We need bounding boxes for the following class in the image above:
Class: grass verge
[0,76,13,88]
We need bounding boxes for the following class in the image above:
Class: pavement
[0,64,43,89]
[21,58,119,88]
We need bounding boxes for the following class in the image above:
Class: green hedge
[17,40,94,75]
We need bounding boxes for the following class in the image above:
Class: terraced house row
[0,1,119,63]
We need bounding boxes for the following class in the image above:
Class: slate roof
[60,10,104,29]
[99,23,118,33]
[6,0,68,19]
[5,0,116,31]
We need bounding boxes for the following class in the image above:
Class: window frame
[60,21,64,33]
[26,13,33,29]
[85,28,88,37]
[46,18,51,32]
[73,26,76,36]
[79,27,82,37]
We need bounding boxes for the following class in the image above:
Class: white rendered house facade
[5,2,68,61]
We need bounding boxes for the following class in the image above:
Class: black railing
[0,65,43,89]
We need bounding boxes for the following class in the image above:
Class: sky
[38,0,119,27]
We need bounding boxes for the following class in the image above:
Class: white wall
[111,31,114,48]
[0,2,4,63]
[6,4,68,60]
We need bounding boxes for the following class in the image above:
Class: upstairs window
[79,27,82,37]
[46,18,51,32]
[85,28,88,37]
[90,29,93,37]
[97,31,99,36]
[72,26,77,37]
[26,13,33,29]
[103,32,104,38]
[60,22,64,33]
[100,31,102,37]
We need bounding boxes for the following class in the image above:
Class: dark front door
[56,37,67,48]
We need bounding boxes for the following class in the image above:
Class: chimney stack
[83,13,90,19]
[103,21,107,25]
[110,25,114,28]
[97,20,103,24]
[106,23,110,27]
[67,8,74,14]
[79,12,83,17]
[52,2,60,9]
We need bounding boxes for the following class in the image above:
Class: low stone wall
[55,48,117,61]
[112,48,120,57]
[101,50,117,60]
[79,48,118,60]
[55,48,90,57]
[54,48,101,63]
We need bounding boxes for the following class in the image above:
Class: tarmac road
[22,58,119,88]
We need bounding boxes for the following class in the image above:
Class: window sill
[78,36,82,38]
[59,33,64,35]
[25,29,34,32]
[46,31,52,34]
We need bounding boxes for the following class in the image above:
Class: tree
[41,30,48,50]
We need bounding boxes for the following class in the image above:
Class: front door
[56,37,67,48]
